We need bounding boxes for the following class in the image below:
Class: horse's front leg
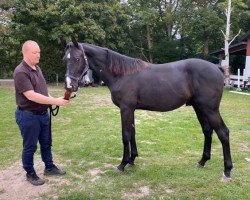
[129,122,138,166]
[117,107,135,171]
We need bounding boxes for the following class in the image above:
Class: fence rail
[0,79,14,87]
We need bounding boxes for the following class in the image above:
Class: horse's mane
[107,49,149,76]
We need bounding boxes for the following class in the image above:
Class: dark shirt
[13,60,49,111]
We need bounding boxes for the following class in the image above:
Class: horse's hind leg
[205,110,233,180]
[193,105,213,168]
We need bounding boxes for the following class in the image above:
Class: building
[210,31,250,85]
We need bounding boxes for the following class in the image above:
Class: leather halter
[65,44,89,84]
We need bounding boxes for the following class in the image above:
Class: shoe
[26,171,45,186]
[44,164,66,176]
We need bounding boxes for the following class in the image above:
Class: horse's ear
[60,36,67,49]
[71,35,79,48]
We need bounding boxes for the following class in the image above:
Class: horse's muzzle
[64,77,78,92]
[64,84,78,92]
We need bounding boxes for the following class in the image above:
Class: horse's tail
[217,65,225,74]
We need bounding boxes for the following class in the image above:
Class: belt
[18,107,48,115]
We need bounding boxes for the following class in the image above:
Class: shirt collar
[22,60,38,71]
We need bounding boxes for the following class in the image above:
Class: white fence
[230,69,250,88]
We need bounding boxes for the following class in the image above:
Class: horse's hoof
[197,163,204,168]
[220,173,232,183]
[116,168,123,173]
[117,165,125,172]
[128,163,135,167]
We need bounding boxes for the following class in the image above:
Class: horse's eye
[76,58,80,62]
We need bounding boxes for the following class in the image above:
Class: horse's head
[61,36,89,92]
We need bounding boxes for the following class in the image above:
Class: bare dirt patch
[140,140,157,145]
[0,158,68,200]
[122,184,150,200]
[239,141,250,152]
[88,168,105,183]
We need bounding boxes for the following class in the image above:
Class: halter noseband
[65,44,89,84]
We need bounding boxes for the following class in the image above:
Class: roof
[210,42,247,57]
[239,30,250,42]
[210,30,250,57]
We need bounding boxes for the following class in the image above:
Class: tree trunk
[146,24,153,63]
[204,36,209,58]
[164,0,173,39]
[224,0,231,86]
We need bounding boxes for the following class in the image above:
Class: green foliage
[0,0,135,80]
[178,0,225,57]
[0,0,249,78]
[218,0,250,34]
[152,39,186,63]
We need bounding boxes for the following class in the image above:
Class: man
[14,40,69,186]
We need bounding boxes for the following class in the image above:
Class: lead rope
[48,105,60,146]
[47,90,76,146]
[49,105,60,117]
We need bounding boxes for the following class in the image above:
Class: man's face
[23,42,41,66]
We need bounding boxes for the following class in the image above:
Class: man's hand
[55,97,70,106]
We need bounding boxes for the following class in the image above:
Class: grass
[0,85,249,199]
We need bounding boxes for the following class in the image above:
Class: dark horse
[61,37,233,181]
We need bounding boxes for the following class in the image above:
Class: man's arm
[24,90,69,106]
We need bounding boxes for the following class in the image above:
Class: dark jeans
[15,108,54,173]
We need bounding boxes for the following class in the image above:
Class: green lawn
[0,86,249,199]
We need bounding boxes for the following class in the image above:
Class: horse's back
[149,58,224,91]
[144,59,224,110]
[111,58,224,111]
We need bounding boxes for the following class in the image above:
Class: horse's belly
[137,92,189,112]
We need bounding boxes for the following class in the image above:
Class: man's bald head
[22,40,40,54]
[22,40,41,68]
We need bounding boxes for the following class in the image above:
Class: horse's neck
[92,64,115,86]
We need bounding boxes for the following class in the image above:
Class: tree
[0,0,249,79]
[7,0,132,80]
[127,0,160,62]
[178,0,224,58]
[220,0,241,85]
[0,0,19,78]
[127,0,181,62]
[158,0,180,40]
[218,0,247,85]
